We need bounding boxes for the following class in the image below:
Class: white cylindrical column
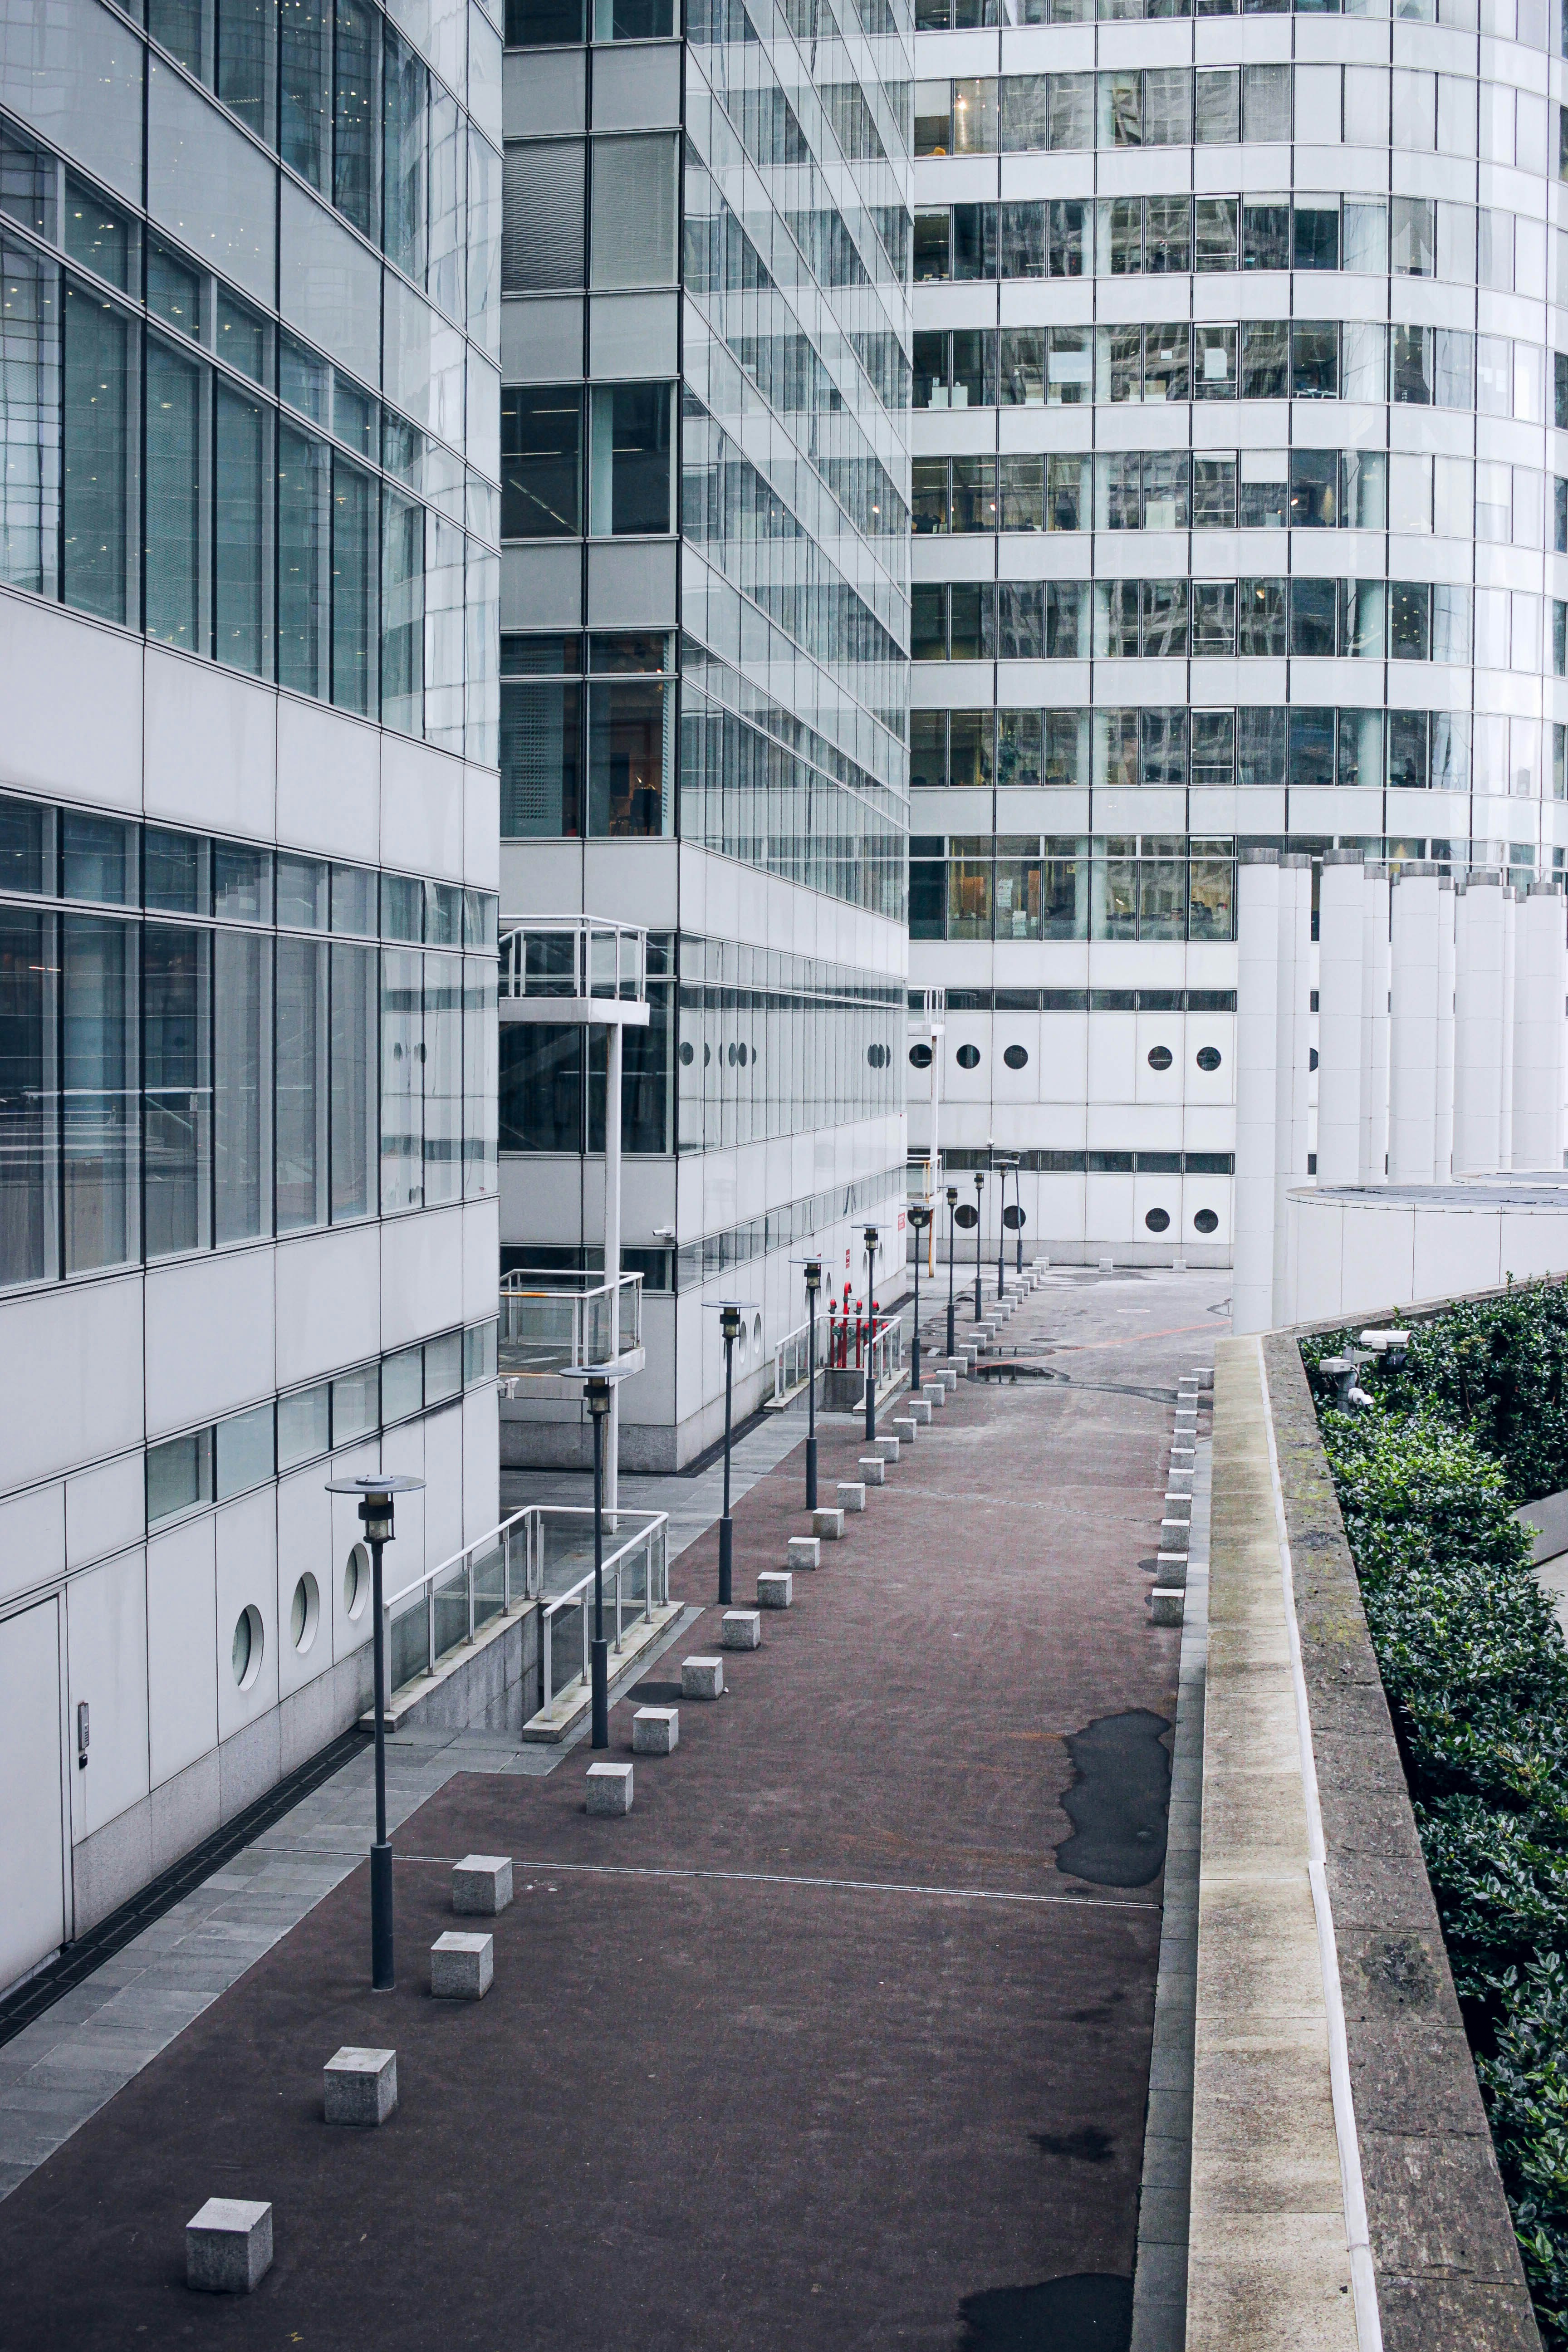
[1435,876,1455,1180]
[1388,864,1440,1183]
[1359,864,1391,1184]
[1453,872,1505,1175]
[1501,887,1518,1167]
[1233,850,1281,1336]
[1316,852,1364,1187]
[1513,883,1567,1172]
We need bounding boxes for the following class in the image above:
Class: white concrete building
[0,0,504,1993]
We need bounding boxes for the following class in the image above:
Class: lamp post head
[863,1225,878,1252]
[908,1204,931,1233]
[720,1302,742,1343]
[584,1373,613,1419]
[945,1185,958,1207]
[325,1471,426,1545]
[803,1257,821,1296]
[974,1171,985,1194]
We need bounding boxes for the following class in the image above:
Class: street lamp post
[1014,1164,1024,1274]
[908,1205,931,1393]
[324,1471,425,1992]
[945,1184,958,1357]
[803,1258,821,1511]
[718,1302,740,1605]
[862,1225,879,1443]
[587,1373,612,1749]
[972,1173,985,1321]
[995,1157,1009,1303]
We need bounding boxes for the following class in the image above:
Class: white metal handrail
[772,1308,903,1401]
[498,1269,642,1372]
[771,1312,832,1402]
[535,1509,670,1717]
[499,915,647,1004]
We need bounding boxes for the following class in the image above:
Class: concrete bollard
[925,1384,946,1409]
[813,1507,845,1539]
[682,1655,724,1699]
[722,1609,762,1650]
[757,1571,793,1609]
[788,1535,821,1570]
[431,1931,494,1999]
[633,1706,678,1754]
[1150,1588,1185,1626]
[452,1855,513,1916]
[858,1456,886,1485]
[1160,1522,1190,1554]
[1156,1552,1189,1588]
[933,1369,958,1392]
[872,1436,900,1462]
[586,1762,634,1816]
[838,1481,867,1512]
[892,1417,917,1443]
[324,2047,397,2127]
[1166,1470,1194,1495]
[906,1398,932,1424]
[186,2200,273,2294]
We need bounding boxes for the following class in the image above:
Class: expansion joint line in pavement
[390,1855,1160,1910]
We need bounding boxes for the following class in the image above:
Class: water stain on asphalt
[957,2272,1133,2348]
[1053,1710,1172,1888]
[1031,2126,1114,2164]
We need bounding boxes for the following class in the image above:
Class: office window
[588,382,672,535]
[502,139,585,290]
[592,136,678,287]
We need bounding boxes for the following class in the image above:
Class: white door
[0,1599,68,1992]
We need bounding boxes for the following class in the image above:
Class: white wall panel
[65,1453,146,1572]
[0,1276,143,1490]
[66,1549,149,1841]
[462,1387,500,1544]
[215,1488,280,1742]
[142,648,276,839]
[144,1250,276,1436]
[327,1440,380,1664]
[276,696,380,859]
[462,1199,501,1323]
[379,1418,426,1574]
[275,1467,333,1700]
[463,764,501,888]
[274,1224,382,1390]
[0,1598,67,1990]
[0,1482,65,1607]
[422,1404,465,1573]
[146,1516,218,1788]
[0,594,142,811]
[380,1208,465,1349]
[381,736,464,879]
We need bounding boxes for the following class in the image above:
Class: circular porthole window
[956,1043,981,1069]
[909,1042,933,1069]
[1144,1207,1171,1234]
[752,1313,763,1359]
[1196,1046,1222,1073]
[1193,1208,1220,1235]
[1147,1046,1173,1072]
[290,1573,320,1655]
[954,1202,979,1230]
[231,1605,264,1691]
[679,1041,695,1065]
[1003,1044,1029,1070]
[867,1042,884,1068]
[703,1044,711,1066]
[344,1541,370,1622]
[1309,1047,1319,1071]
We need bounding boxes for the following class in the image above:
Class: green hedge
[1304,1284,1568,2345]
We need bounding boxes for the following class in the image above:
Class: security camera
[652,1225,676,1241]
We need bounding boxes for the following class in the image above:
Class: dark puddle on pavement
[1053,1710,1171,1889]
[957,2272,1132,2349]
[1031,2126,1113,2163]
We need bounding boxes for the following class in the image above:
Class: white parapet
[1233,850,1281,1336]
[1389,864,1440,1184]
[1316,852,1365,1189]
[1360,864,1391,1185]
[1502,885,1518,1165]
[1273,854,1312,1324]
[1436,876,1455,1179]
[1454,872,1505,1176]
[1513,884,1567,1173]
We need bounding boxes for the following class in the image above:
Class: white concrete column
[1233,851,1281,1335]
[1513,884,1568,1172]
[1388,863,1439,1183]
[1274,856,1312,1326]
[1435,876,1455,1180]
[1359,865,1391,1184]
[1502,887,1518,1169]
[1316,852,1364,1187]
[603,1021,623,1515]
[1453,872,1505,1175]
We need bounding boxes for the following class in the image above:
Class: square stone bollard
[906,1398,932,1424]
[1150,1587,1185,1627]
[872,1435,900,1462]
[633,1706,678,1754]
[924,1385,946,1409]
[1156,1551,1189,1588]
[813,1507,844,1539]
[892,1417,917,1444]
[858,1456,886,1485]
[838,1481,866,1512]
[587,1762,634,1816]
[431,1931,493,1999]
[324,2047,397,2127]
[757,1571,792,1609]
[186,2200,273,2294]
[1160,1520,1190,1553]
[723,1608,761,1650]
[788,1535,821,1570]
[933,1369,958,1392]
[452,1854,513,1916]
[1166,1470,1194,1495]
[682,1655,724,1699]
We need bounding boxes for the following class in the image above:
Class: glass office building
[497,0,913,1465]
[0,0,503,1992]
[906,0,1568,1261]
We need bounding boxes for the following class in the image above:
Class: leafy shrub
[1306,1283,1568,2342]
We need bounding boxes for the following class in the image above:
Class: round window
[867,1042,884,1068]
[1147,1046,1173,1072]
[1309,1047,1319,1072]
[954,1202,979,1229]
[290,1573,320,1655]
[909,1042,933,1069]
[679,1041,695,1066]
[231,1605,264,1691]
[703,1044,711,1065]
[1144,1206,1171,1234]
[1196,1046,1222,1073]
[1003,1044,1029,1070]
[344,1541,370,1622]
[956,1043,981,1070]
[1002,1204,1025,1230]
[1193,1208,1219,1235]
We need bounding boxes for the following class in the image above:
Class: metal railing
[909,985,946,1030]
[771,1312,831,1402]
[771,1308,903,1401]
[381,1503,670,1713]
[498,1268,642,1374]
[499,915,646,1004]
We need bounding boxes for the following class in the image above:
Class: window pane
[141,922,211,1260]
[334,0,381,240]
[278,421,331,696]
[463,955,499,1198]
[591,135,677,287]
[217,1401,274,1499]
[381,946,423,1212]
[331,1361,379,1441]
[424,1328,462,1403]
[63,913,137,1273]
[0,239,59,600]
[382,26,428,282]
[331,454,378,716]
[214,383,271,676]
[276,934,329,1230]
[501,678,581,833]
[62,281,137,627]
[589,382,671,535]
[147,1428,212,1525]
[281,0,330,187]
[0,906,58,1288]
[215,926,271,1244]
[277,1382,330,1468]
[382,1342,422,1421]
[422,951,463,1207]
[589,678,668,833]
[329,939,378,1221]
[502,138,585,290]
[145,333,207,653]
[501,387,581,537]
[381,487,425,735]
